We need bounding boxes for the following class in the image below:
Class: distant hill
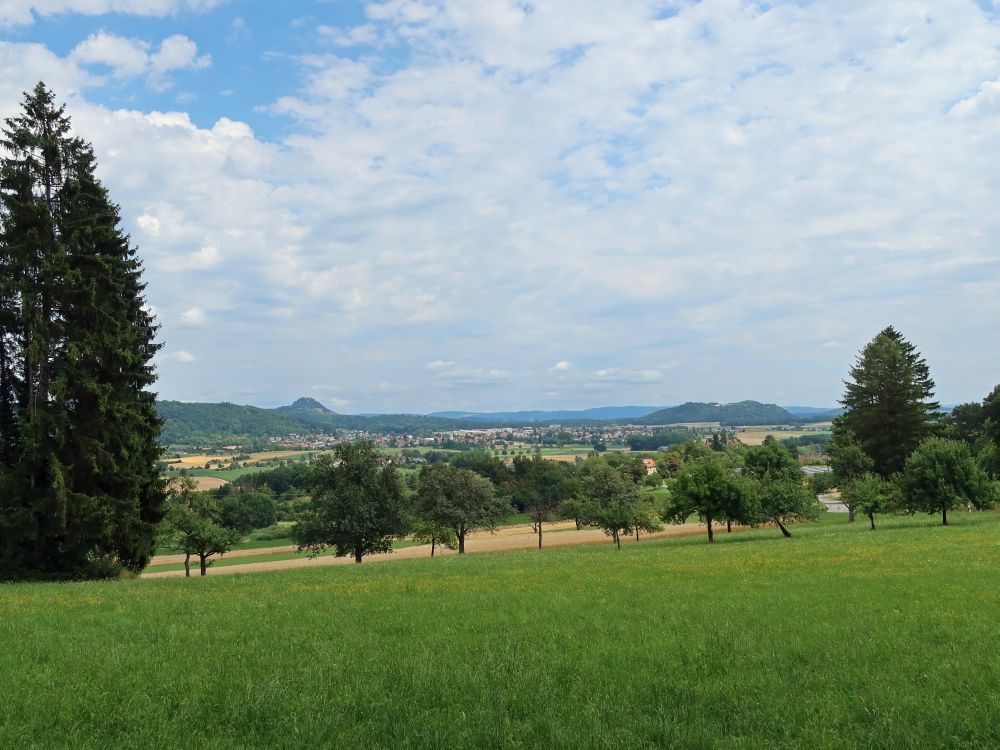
[157,401,305,448]
[800,409,843,422]
[635,401,797,426]
[782,405,839,416]
[277,397,333,414]
[428,406,663,422]
[157,398,503,449]
[157,397,841,450]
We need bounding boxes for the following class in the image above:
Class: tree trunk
[431,537,436,557]
[727,519,732,533]
[613,530,620,550]
[776,519,792,538]
[848,507,855,523]
[707,516,714,544]
[184,552,190,578]
[537,524,543,549]
[868,512,876,530]
[635,526,640,542]
[942,506,948,526]
[575,518,581,531]
[199,554,207,576]
[458,528,465,554]
[354,546,363,564]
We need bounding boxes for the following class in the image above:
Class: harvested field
[189,476,229,490]
[142,520,727,578]
[167,449,318,468]
[734,427,830,446]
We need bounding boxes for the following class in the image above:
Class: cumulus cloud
[4,1,1000,410]
[69,32,210,90]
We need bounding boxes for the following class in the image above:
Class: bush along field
[1,512,998,749]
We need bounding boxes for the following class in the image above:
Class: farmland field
[733,423,832,446]
[1,513,997,747]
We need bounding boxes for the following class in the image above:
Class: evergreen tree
[0,83,164,578]
[838,326,939,477]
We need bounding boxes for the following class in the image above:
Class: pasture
[1,513,997,748]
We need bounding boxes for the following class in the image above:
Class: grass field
[1,514,997,748]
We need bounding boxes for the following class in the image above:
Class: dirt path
[150,544,299,566]
[141,521,734,579]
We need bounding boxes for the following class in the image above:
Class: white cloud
[178,307,206,328]
[593,369,663,384]
[0,0,227,27]
[148,34,210,88]
[549,361,572,372]
[160,349,198,364]
[69,32,209,90]
[136,213,161,235]
[70,32,149,78]
[161,244,221,271]
[5,1,1000,409]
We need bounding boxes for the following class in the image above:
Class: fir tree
[838,326,939,477]
[0,83,164,578]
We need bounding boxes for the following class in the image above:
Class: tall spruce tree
[838,326,939,477]
[0,83,164,578]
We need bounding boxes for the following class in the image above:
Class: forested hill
[157,401,305,447]
[156,400,504,448]
[636,401,821,426]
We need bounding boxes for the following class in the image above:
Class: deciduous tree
[219,489,278,534]
[898,438,995,526]
[159,478,240,576]
[416,463,510,553]
[841,474,894,530]
[512,456,573,549]
[827,426,874,522]
[744,439,821,537]
[666,459,755,543]
[410,517,457,557]
[293,441,409,563]
[584,465,641,549]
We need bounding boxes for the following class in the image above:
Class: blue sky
[2,0,1000,412]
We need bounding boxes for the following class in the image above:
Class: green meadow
[1,514,997,748]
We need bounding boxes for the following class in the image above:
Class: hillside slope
[3,514,997,747]
[636,400,796,425]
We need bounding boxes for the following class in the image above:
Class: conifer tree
[0,83,164,578]
[838,326,939,477]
